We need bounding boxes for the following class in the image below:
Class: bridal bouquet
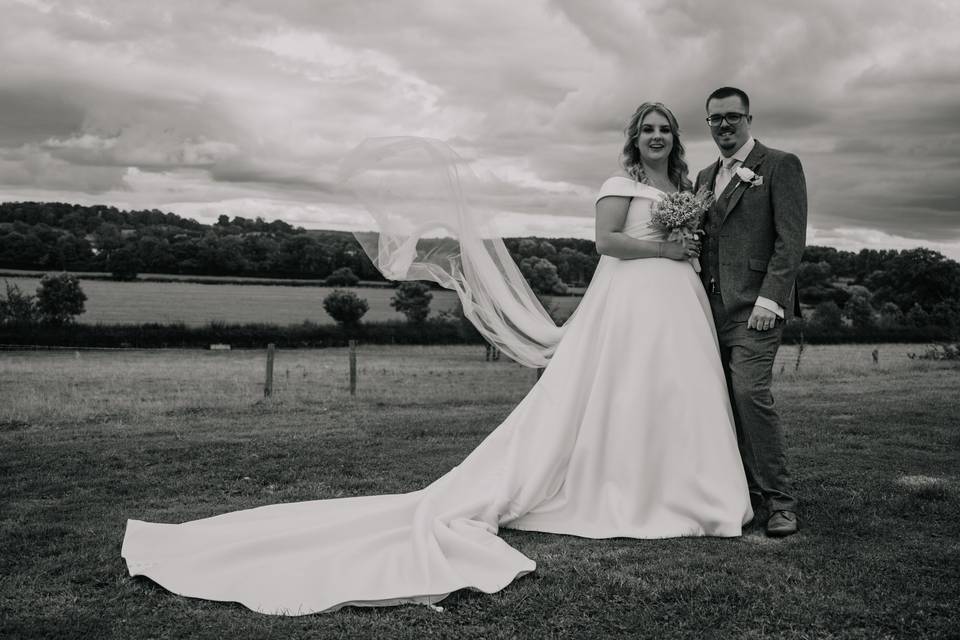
[650,187,714,272]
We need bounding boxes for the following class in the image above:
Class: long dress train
[121,177,752,615]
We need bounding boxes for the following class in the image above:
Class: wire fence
[0,341,529,400]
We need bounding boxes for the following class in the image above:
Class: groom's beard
[715,128,739,151]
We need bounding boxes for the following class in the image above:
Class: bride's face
[637,111,673,164]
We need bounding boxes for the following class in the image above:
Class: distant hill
[0,202,597,293]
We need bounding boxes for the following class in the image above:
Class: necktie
[714,158,739,196]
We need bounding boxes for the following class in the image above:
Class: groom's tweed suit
[695,140,807,513]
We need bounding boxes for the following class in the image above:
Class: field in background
[1,343,958,638]
[0,268,339,284]
[0,276,582,326]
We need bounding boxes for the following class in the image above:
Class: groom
[695,87,807,537]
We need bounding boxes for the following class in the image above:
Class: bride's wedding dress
[121,176,752,615]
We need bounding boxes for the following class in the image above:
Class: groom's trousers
[710,300,797,514]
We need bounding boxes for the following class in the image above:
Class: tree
[106,244,143,280]
[865,248,960,311]
[878,302,904,328]
[905,303,929,328]
[802,245,856,278]
[519,256,568,295]
[797,261,833,289]
[322,290,368,326]
[137,235,175,273]
[929,298,960,334]
[325,266,360,286]
[537,240,557,258]
[797,260,839,305]
[811,301,842,330]
[0,230,47,268]
[556,248,595,287]
[853,248,898,282]
[390,282,433,323]
[0,281,39,324]
[843,293,876,330]
[195,232,248,275]
[517,238,538,258]
[846,284,872,300]
[53,234,94,270]
[36,273,86,324]
[94,222,123,253]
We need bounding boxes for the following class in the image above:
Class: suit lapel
[704,160,721,195]
[719,141,768,225]
[717,164,742,201]
[702,161,725,224]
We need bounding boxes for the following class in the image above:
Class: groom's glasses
[705,112,749,127]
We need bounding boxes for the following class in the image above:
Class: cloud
[0,144,126,192]
[0,88,86,146]
[0,0,957,258]
[809,225,960,260]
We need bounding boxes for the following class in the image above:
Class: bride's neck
[641,159,672,184]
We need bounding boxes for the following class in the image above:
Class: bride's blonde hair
[621,102,692,192]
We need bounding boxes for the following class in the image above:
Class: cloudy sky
[2,0,959,256]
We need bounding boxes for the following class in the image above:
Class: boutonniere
[735,166,763,187]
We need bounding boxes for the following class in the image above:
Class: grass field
[1,344,958,639]
[1,276,582,326]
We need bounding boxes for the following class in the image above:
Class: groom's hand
[747,305,779,331]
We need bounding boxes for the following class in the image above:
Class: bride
[121,102,752,615]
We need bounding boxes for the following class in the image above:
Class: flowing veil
[339,137,570,368]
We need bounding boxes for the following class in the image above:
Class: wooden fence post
[794,326,805,372]
[264,343,275,397]
[349,340,357,396]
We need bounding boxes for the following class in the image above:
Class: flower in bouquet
[649,187,714,271]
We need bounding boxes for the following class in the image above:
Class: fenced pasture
[1,276,582,327]
[1,344,958,639]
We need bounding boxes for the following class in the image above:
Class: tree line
[0,202,596,292]
[2,201,959,336]
[0,202,382,282]
[796,246,960,335]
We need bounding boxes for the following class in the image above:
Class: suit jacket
[695,140,807,321]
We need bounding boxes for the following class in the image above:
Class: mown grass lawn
[1,344,958,639]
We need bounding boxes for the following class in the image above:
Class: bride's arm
[595,196,690,260]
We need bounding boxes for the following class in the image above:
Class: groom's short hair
[706,87,750,112]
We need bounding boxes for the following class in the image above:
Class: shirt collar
[719,137,755,167]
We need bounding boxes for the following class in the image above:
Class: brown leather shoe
[766,510,798,537]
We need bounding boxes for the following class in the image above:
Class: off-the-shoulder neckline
[604,175,674,195]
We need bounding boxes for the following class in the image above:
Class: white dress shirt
[713,137,784,319]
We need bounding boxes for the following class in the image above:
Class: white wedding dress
[122,176,752,615]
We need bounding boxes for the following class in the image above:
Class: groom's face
[707,96,751,156]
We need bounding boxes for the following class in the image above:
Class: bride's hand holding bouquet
[658,237,701,261]
[650,187,714,271]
